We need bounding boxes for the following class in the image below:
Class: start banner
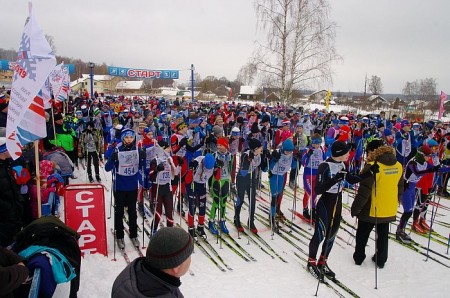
[107,66,179,79]
[64,184,107,256]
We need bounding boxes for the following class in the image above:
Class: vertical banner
[6,3,56,159]
[49,63,70,102]
[64,184,107,256]
[325,89,332,110]
[439,91,447,120]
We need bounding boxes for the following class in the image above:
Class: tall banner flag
[41,79,52,109]
[439,91,447,120]
[6,3,56,159]
[325,89,332,110]
[49,63,70,101]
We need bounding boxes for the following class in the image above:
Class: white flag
[6,2,56,159]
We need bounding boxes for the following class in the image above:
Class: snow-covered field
[51,162,450,298]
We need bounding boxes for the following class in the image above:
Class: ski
[124,227,145,258]
[175,224,227,272]
[124,214,152,240]
[223,233,257,262]
[203,223,251,263]
[198,236,235,270]
[238,229,276,260]
[292,251,356,298]
[110,228,131,264]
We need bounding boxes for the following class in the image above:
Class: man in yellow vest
[351,139,403,268]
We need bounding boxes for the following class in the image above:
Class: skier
[234,138,263,234]
[301,133,326,220]
[185,153,216,238]
[78,121,103,183]
[307,141,376,280]
[396,145,441,243]
[208,137,232,234]
[268,139,295,232]
[105,128,143,249]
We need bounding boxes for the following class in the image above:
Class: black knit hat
[248,137,262,151]
[331,141,349,157]
[251,122,260,134]
[260,114,271,124]
[366,139,384,152]
[145,227,194,270]
[54,114,63,121]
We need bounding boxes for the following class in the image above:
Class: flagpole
[34,140,42,218]
[51,103,57,145]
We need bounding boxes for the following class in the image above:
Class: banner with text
[108,66,179,79]
[64,184,107,256]
[0,59,75,74]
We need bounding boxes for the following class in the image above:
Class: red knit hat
[217,137,229,150]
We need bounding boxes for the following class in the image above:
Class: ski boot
[303,208,311,220]
[249,221,258,234]
[219,220,229,234]
[196,224,207,239]
[137,202,145,217]
[96,174,102,183]
[276,210,286,221]
[396,229,412,244]
[208,220,219,235]
[419,218,433,232]
[234,218,244,232]
[318,259,336,280]
[188,226,197,240]
[307,258,322,281]
[116,238,125,250]
[412,219,426,234]
[130,237,140,248]
[271,216,280,234]
[88,175,94,183]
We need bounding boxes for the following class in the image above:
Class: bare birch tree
[368,75,383,95]
[254,0,340,101]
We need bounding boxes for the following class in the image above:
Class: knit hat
[145,227,194,270]
[427,139,439,148]
[0,96,8,111]
[231,127,240,137]
[0,137,7,153]
[418,145,432,156]
[282,139,294,152]
[158,140,169,149]
[331,141,349,157]
[203,153,215,170]
[176,122,187,131]
[216,137,229,150]
[311,134,322,145]
[248,138,262,151]
[366,138,384,152]
[383,128,392,137]
[93,108,101,116]
[251,122,260,134]
[261,114,271,124]
[401,119,410,128]
[121,128,135,141]
[212,125,223,137]
[54,114,63,121]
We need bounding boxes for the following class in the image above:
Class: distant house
[116,81,144,93]
[70,75,110,94]
[239,85,258,100]
[368,95,390,109]
[308,90,328,103]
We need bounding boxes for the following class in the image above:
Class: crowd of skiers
[2,89,450,296]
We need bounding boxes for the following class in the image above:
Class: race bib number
[117,150,139,176]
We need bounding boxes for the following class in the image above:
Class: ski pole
[309,155,313,230]
[248,165,252,245]
[447,233,450,255]
[425,191,439,262]
[151,167,160,237]
[290,159,299,232]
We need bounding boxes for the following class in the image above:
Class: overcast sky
[1,0,449,94]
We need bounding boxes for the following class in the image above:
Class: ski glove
[156,163,165,172]
[110,152,118,162]
[334,171,347,182]
[271,150,281,161]
[370,163,380,174]
[215,159,224,168]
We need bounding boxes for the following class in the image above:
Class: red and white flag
[439,91,447,120]
[49,62,70,102]
[6,3,56,159]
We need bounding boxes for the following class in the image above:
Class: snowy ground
[54,164,450,298]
